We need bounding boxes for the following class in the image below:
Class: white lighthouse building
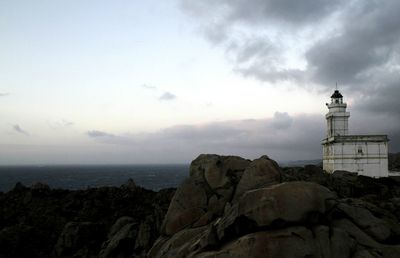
[322,90,389,177]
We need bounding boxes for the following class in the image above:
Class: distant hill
[280,153,400,170]
[278,159,322,167]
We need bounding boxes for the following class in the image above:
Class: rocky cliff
[149,154,400,258]
[0,180,175,258]
[1,154,400,258]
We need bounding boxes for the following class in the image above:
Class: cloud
[141,84,157,90]
[87,130,115,138]
[47,119,74,129]
[179,0,400,93]
[306,0,400,88]
[180,0,400,150]
[159,92,177,101]
[86,130,136,145]
[271,112,293,129]
[180,0,343,43]
[86,113,326,162]
[13,124,29,136]
[0,92,10,97]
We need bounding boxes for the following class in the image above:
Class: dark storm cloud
[180,0,400,94]
[353,72,400,118]
[13,125,29,136]
[181,0,343,36]
[87,113,325,161]
[159,92,177,101]
[306,0,400,87]
[180,0,400,151]
[226,0,343,26]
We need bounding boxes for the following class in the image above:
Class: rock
[135,215,156,250]
[237,182,336,227]
[190,154,250,204]
[389,152,400,171]
[162,154,251,236]
[161,177,208,235]
[196,227,317,258]
[0,181,174,258]
[337,202,391,242]
[121,178,137,190]
[193,226,354,258]
[149,226,209,258]
[55,222,106,258]
[149,154,400,258]
[108,216,135,239]
[12,182,27,192]
[213,182,336,242]
[233,156,281,200]
[312,225,355,258]
[353,249,380,258]
[207,194,226,216]
[0,225,37,258]
[31,182,51,191]
[281,165,329,185]
[331,171,390,198]
[190,154,250,183]
[99,221,138,258]
[332,218,381,248]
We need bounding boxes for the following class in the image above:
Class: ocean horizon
[0,164,190,192]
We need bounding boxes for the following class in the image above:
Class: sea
[0,164,189,193]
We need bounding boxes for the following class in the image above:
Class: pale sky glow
[1,0,399,164]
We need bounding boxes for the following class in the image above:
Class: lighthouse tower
[322,90,389,177]
[325,90,350,137]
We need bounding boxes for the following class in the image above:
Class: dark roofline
[331,90,343,98]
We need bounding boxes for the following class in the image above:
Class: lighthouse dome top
[331,90,343,98]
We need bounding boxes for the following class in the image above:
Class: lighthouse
[325,90,350,137]
[322,90,389,177]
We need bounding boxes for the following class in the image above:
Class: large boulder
[332,218,400,257]
[162,155,251,236]
[190,154,251,203]
[233,155,281,200]
[99,222,138,258]
[214,181,336,241]
[161,177,208,236]
[148,226,209,258]
[337,202,391,242]
[237,182,336,227]
[149,154,400,258]
[196,226,353,258]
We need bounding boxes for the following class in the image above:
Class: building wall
[327,116,349,136]
[323,139,389,177]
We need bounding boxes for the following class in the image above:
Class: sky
[1,0,399,165]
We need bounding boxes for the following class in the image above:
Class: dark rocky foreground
[1,154,400,258]
[0,180,175,258]
[150,155,400,258]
